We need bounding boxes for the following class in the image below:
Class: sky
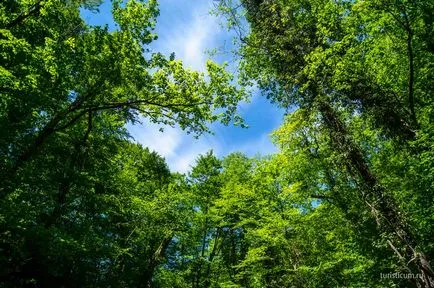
[82,0,285,173]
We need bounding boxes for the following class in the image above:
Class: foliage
[1,0,433,287]
[214,0,434,287]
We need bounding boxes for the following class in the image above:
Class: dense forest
[1,0,434,287]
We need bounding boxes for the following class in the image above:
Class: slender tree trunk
[398,5,419,128]
[317,99,434,288]
[204,228,220,288]
[407,31,417,126]
[138,236,172,288]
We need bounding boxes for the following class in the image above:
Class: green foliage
[0,0,246,286]
[215,0,434,287]
[1,0,433,287]
[0,0,246,188]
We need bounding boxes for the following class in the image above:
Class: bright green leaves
[206,61,247,127]
[140,60,246,135]
[213,1,434,285]
[227,0,431,138]
[0,0,247,184]
[0,0,248,285]
[112,0,158,44]
[3,0,434,286]
[187,149,382,287]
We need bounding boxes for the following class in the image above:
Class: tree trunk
[138,236,172,288]
[317,99,434,288]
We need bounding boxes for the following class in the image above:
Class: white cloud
[169,136,217,173]
[155,1,221,71]
[126,1,225,173]
[181,14,218,71]
[128,122,182,159]
[129,119,221,174]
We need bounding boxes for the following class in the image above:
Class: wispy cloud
[129,121,220,173]
[154,0,221,71]
[128,122,182,159]
[181,14,218,70]
[169,136,219,172]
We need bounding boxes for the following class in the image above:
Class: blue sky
[82,0,284,173]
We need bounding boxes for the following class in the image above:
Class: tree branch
[6,1,43,29]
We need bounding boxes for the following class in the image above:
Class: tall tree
[216,0,434,286]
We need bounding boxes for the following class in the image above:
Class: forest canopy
[0,0,433,287]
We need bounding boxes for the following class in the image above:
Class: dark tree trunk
[138,236,172,288]
[317,99,434,288]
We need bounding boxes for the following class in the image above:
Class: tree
[0,0,246,197]
[216,0,434,286]
[0,0,247,286]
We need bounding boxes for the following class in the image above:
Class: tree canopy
[1,0,433,287]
